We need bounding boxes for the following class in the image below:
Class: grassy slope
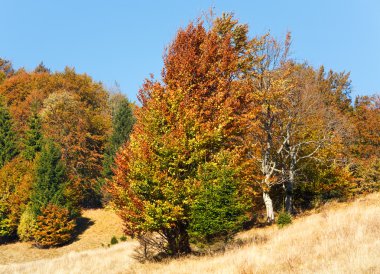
[1,193,379,274]
[0,208,124,265]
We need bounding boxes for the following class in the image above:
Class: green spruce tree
[30,140,66,215]
[0,98,18,168]
[29,140,78,248]
[103,96,135,178]
[23,108,43,161]
[189,154,248,245]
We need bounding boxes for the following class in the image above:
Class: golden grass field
[0,208,125,265]
[1,193,379,274]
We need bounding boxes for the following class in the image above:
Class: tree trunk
[263,191,274,223]
[284,180,293,214]
[285,152,296,214]
[165,223,191,257]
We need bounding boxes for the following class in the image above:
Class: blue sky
[2,0,379,102]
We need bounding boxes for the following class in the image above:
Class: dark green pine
[0,100,18,168]
[23,110,43,161]
[31,140,66,216]
[102,97,135,178]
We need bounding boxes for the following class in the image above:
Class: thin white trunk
[263,191,274,223]
[285,150,295,214]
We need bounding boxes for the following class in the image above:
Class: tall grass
[1,193,379,274]
[132,194,380,274]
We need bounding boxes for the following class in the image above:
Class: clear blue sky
[2,0,379,102]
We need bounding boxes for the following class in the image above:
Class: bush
[33,204,76,248]
[120,235,127,242]
[277,211,292,228]
[17,206,37,242]
[110,236,119,245]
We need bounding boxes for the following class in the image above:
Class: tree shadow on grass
[0,235,18,245]
[68,217,95,244]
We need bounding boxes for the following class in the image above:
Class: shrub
[110,236,119,245]
[277,211,292,228]
[17,206,37,242]
[120,235,127,242]
[33,204,76,248]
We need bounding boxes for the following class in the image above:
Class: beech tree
[244,34,292,222]
[108,14,251,256]
[352,95,380,159]
[277,64,349,213]
[0,157,33,240]
[350,95,380,192]
[0,58,14,82]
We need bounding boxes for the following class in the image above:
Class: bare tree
[245,33,291,222]
[278,64,350,213]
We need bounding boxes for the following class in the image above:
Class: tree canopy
[0,12,378,255]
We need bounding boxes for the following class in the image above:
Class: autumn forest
[0,13,379,261]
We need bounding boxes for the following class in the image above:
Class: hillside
[0,208,125,265]
[1,192,379,274]
[1,12,379,274]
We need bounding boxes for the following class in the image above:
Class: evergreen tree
[22,108,43,161]
[103,96,135,178]
[29,140,78,248]
[30,140,66,216]
[189,154,249,244]
[0,99,18,168]
[34,62,50,74]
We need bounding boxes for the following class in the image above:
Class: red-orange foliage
[0,68,111,206]
[108,14,254,255]
[0,157,33,238]
[33,204,76,248]
[352,95,380,159]
[348,95,380,192]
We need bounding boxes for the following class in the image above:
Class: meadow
[1,192,378,274]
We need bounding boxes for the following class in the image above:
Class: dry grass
[1,193,379,274]
[0,241,138,274]
[0,208,124,265]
